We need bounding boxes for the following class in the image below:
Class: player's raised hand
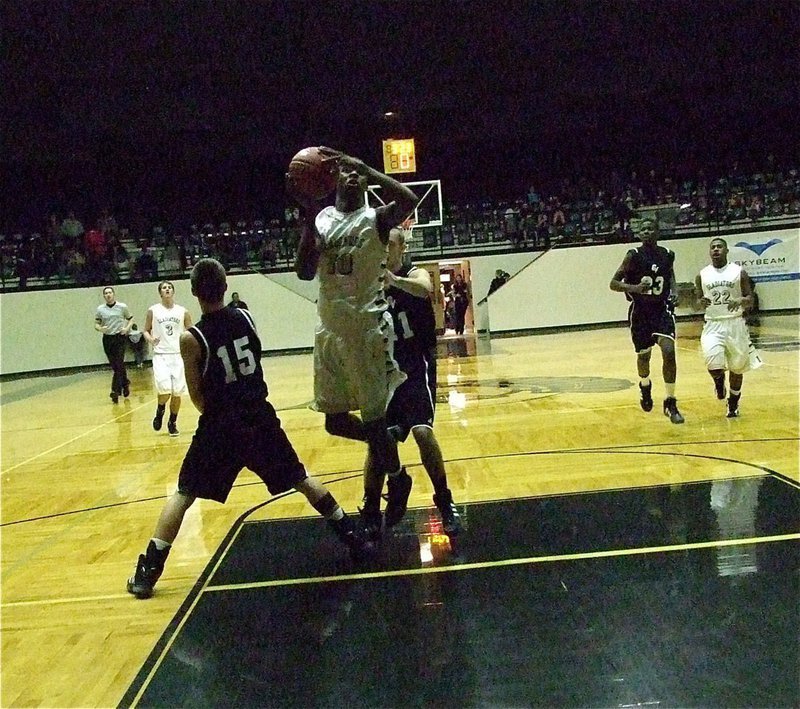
[285,172,318,211]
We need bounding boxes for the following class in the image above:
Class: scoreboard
[382,138,416,174]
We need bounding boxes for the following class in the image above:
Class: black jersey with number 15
[624,245,675,306]
[188,308,268,417]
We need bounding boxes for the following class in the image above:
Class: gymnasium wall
[485,228,799,333]
[0,230,797,375]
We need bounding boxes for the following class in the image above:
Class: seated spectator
[747,195,765,221]
[60,211,84,248]
[259,237,278,268]
[64,244,87,284]
[536,212,550,248]
[84,220,109,283]
[227,291,249,310]
[128,324,147,368]
[131,243,158,281]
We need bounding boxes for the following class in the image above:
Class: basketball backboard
[365,179,444,228]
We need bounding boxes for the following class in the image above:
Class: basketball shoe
[328,514,374,562]
[385,468,413,527]
[663,397,685,424]
[127,541,170,599]
[359,506,383,543]
[168,421,179,437]
[639,383,653,412]
[153,410,164,431]
[433,489,463,536]
[727,393,741,418]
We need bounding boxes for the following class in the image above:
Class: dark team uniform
[622,244,676,352]
[178,307,307,502]
[385,265,438,440]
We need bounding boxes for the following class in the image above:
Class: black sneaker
[153,411,164,431]
[639,383,653,412]
[727,394,741,418]
[714,378,727,400]
[384,468,412,527]
[328,515,374,562]
[433,489,463,536]
[168,421,179,437]
[663,397,685,424]
[126,541,169,599]
[110,392,119,404]
[359,506,383,542]
[122,384,130,398]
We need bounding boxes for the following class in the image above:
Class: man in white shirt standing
[144,281,193,435]
[695,237,761,418]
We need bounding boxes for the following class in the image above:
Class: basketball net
[401,217,416,242]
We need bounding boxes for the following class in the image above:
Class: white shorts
[700,317,760,374]
[312,315,406,422]
[152,353,188,396]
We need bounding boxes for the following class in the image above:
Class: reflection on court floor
[122,475,799,708]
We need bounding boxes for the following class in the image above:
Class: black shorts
[386,352,436,442]
[628,302,676,353]
[178,401,307,503]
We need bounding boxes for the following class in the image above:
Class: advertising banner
[730,231,799,283]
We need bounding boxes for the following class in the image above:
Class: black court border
[119,450,799,708]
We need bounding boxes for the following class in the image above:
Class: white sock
[730,389,741,397]
[640,378,651,387]
[152,538,171,551]
[665,383,676,398]
[329,507,344,521]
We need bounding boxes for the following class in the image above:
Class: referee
[94,285,134,403]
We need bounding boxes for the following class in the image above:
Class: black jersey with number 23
[623,244,675,310]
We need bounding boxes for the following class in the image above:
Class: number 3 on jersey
[217,336,256,383]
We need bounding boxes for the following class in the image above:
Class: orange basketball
[287,147,338,200]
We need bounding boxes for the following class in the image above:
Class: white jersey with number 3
[700,262,744,321]
[151,303,187,354]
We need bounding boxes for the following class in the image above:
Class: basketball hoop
[401,217,416,242]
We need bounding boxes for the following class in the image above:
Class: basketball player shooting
[290,148,419,539]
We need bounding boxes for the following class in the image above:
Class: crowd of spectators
[1,157,798,291]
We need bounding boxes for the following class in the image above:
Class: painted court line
[203,532,800,593]
[1,400,153,475]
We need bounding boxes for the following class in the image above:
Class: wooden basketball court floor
[1,313,798,708]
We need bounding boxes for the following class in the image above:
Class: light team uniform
[149,303,188,395]
[698,262,762,373]
[313,205,405,422]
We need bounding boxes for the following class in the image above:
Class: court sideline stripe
[3,438,796,526]
[1,399,155,475]
[203,532,800,593]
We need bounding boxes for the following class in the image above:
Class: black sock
[168,412,177,424]
[156,403,166,416]
[363,491,382,512]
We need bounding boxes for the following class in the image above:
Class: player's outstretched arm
[694,274,710,310]
[738,268,754,312]
[386,266,432,299]
[319,148,418,240]
[180,331,205,413]
[294,218,321,281]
